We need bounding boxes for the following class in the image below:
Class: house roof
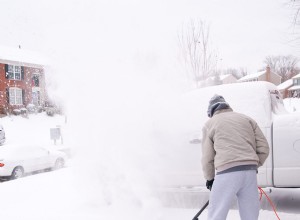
[292,73,300,79]
[0,45,48,67]
[219,74,237,80]
[288,85,300,91]
[238,70,265,81]
[277,79,293,90]
[238,70,282,82]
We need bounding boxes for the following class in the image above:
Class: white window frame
[7,65,22,80]
[9,87,23,105]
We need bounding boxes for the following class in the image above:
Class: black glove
[206,179,214,190]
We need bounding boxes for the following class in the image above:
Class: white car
[0,145,67,180]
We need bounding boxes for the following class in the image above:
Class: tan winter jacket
[201,108,270,180]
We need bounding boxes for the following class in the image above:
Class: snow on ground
[0,113,66,147]
[283,98,300,113]
[0,113,300,219]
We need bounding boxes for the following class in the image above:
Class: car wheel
[54,158,65,170]
[11,166,24,180]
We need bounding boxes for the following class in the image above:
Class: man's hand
[206,179,214,190]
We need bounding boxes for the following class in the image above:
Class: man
[201,94,269,220]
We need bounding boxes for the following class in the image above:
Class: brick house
[0,46,47,114]
[277,79,293,98]
[288,73,300,98]
[277,73,300,98]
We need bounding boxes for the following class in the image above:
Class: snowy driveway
[0,114,300,219]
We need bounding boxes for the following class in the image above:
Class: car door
[13,147,37,173]
[33,147,52,170]
[273,114,300,187]
[20,147,49,172]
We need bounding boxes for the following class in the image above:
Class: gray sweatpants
[207,170,259,220]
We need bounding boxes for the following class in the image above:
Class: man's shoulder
[235,112,255,120]
[203,117,214,129]
[229,112,258,125]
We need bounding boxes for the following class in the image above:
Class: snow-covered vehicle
[156,81,300,188]
[0,145,66,180]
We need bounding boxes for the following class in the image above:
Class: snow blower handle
[192,200,209,220]
[192,184,212,220]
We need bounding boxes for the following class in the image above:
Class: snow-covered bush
[26,104,43,114]
[12,109,21,116]
[46,107,56,116]
[12,108,28,117]
[20,108,28,118]
[26,104,36,113]
[36,106,43,113]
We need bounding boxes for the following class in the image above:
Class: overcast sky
[0,0,298,75]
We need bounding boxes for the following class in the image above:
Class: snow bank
[284,98,300,113]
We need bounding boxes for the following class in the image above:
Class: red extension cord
[258,187,280,220]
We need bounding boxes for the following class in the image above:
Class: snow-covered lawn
[0,113,66,146]
[0,113,300,219]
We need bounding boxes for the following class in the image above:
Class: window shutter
[6,88,9,104]
[21,66,24,80]
[22,89,25,105]
[5,64,8,79]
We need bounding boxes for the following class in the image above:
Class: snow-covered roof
[238,70,282,82]
[288,85,300,91]
[277,79,293,90]
[219,74,237,80]
[292,73,300,79]
[0,45,48,67]
[238,70,265,81]
[204,74,236,82]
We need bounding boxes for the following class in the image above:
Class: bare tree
[178,19,218,87]
[290,0,300,26]
[287,0,300,44]
[264,55,299,82]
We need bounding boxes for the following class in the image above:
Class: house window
[9,87,23,105]
[7,65,22,80]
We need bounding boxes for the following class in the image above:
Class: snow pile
[284,98,300,113]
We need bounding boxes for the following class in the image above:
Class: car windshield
[270,89,288,114]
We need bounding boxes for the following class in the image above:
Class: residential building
[199,74,237,87]
[288,73,300,98]
[219,74,237,84]
[238,66,282,85]
[0,46,47,114]
[277,79,293,98]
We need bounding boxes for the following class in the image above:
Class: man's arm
[253,122,270,166]
[201,126,216,180]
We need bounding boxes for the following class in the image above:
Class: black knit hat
[207,94,230,117]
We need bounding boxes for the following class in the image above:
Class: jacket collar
[213,108,233,116]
